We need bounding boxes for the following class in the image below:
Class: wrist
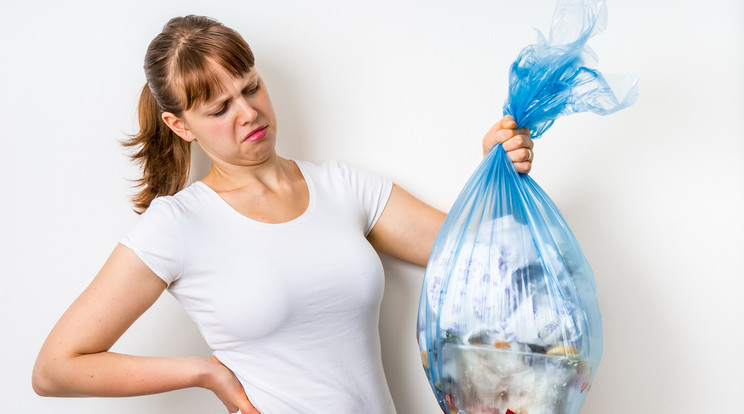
[191,356,218,391]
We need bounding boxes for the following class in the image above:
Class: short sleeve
[332,161,393,235]
[119,197,184,285]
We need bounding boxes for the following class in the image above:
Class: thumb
[500,115,517,129]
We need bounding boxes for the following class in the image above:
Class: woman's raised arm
[367,116,532,267]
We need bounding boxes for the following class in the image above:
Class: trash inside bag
[418,147,600,414]
[417,1,638,413]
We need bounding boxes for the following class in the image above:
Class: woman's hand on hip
[482,115,534,174]
[202,356,260,414]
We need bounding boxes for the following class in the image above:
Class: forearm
[33,351,210,398]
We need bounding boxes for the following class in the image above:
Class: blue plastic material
[417,1,638,413]
[504,0,639,138]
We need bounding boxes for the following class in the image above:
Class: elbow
[32,367,53,397]
[33,381,54,397]
[32,356,66,397]
[32,362,55,397]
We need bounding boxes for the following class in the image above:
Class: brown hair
[124,15,255,213]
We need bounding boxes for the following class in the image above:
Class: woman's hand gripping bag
[416,1,639,413]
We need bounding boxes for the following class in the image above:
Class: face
[162,66,278,169]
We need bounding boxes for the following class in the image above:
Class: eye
[211,103,228,117]
[244,83,260,96]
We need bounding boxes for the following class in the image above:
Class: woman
[32,15,533,414]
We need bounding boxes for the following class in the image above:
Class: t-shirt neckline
[193,160,315,228]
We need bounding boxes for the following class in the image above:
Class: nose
[235,97,258,125]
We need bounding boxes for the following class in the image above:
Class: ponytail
[123,84,191,214]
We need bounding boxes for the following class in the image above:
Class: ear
[161,112,196,142]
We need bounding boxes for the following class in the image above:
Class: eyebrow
[206,73,259,108]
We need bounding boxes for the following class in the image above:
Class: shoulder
[294,159,344,176]
[295,159,387,187]
[143,182,209,218]
[296,160,392,234]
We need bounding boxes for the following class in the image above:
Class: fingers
[486,114,516,134]
[481,115,534,173]
[499,127,531,151]
[505,146,533,174]
[511,147,533,163]
[510,160,532,174]
[500,114,517,130]
[227,397,261,414]
[483,116,531,155]
[206,356,261,414]
[224,385,260,414]
[239,401,261,414]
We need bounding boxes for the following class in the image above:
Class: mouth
[243,125,268,143]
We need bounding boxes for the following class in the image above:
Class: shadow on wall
[188,144,211,184]
[378,255,443,413]
[557,186,676,412]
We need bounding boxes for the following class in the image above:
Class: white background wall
[2,0,742,412]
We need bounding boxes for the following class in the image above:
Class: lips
[244,125,268,143]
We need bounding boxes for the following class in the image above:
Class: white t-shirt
[120,160,396,413]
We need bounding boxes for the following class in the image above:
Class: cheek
[265,107,277,128]
[205,118,234,136]
[190,121,236,148]
[259,92,277,123]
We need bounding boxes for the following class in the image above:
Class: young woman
[32,15,533,414]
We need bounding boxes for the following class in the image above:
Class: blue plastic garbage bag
[416,1,638,413]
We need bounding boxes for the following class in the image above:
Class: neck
[201,153,295,193]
